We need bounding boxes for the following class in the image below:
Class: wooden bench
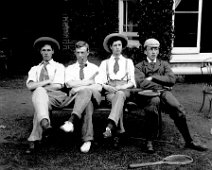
[50,89,163,141]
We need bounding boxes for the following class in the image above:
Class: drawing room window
[119,0,139,47]
[119,0,202,53]
[172,0,202,54]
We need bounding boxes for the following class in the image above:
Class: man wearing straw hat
[25,37,67,154]
[95,33,136,146]
[135,38,207,153]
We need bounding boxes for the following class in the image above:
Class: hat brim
[103,33,128,52]
[33,37,60,50]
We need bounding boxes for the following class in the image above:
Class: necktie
[39,62,49,81]
[150,62,155,69]
[113,57,119,74]
[79,64,85,80]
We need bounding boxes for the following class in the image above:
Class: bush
[136,0,174,61]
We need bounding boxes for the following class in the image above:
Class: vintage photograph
[1,0,212,169]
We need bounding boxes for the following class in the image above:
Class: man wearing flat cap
[95,33,136,145]
[25,37,67,153]
[135,38,207,153]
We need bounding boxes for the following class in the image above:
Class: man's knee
[32,87,48,102]
[116,90,127,99]
[78,88,92,97]
[150,96,160,105]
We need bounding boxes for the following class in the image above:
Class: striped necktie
[39,61,49,81]
[79,64,85,80]
[113,57,119,74]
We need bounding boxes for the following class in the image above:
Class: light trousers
[106,90,130,133]
[28,87,66,141]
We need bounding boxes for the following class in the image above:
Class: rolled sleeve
[26,66,38,84]
[127,59,136,87]
[95,60,108,85]
[52,64,65,85]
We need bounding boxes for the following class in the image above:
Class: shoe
[185,141,208,151]
[60,121,74,132]
[25,141,36,154]
[113,136,120,148]
[40,119,52,139]
[40,118,50,130]
[42,126,53,140]
[103,127,112,138]
[80,141,91,153]
[146,141,155,154]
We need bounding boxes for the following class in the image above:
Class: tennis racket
[128,154,193,169]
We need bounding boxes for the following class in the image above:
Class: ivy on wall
[62,0,174,64]
[136,0,174,61]
[63,0,118,62]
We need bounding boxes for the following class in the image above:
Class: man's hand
[70,86,87,95]
[103,84,117,93]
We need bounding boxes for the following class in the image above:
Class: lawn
[0,76,212,170]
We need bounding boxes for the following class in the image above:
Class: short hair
[75,41,89,52]
[108,36,123,47]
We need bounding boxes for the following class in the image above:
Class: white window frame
[172,0,203,54]
[118,0,140,47]
[118,0,203,54]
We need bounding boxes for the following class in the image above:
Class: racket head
[163,154,193,165]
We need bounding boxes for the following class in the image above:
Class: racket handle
[128,161,162,168]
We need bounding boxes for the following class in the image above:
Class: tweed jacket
[135,59,176,90]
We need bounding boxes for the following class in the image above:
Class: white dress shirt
[95,55,136,87]
[26,59,65,85]
[65,61,99,83]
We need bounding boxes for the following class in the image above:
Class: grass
[1,76,212,169]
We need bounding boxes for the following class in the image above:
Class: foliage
[135,0,175,61]
[62,0,174,63]
[64,0,119,62]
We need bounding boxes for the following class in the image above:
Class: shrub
[136,0,174,61]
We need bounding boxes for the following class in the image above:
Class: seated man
[26,37,67,153]
[135,38,207,153]
[60,41,101,153]
[95,33,136,144]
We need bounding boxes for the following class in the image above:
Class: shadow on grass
[0,111,211,170]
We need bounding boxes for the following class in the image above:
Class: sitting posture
[135,38,207,153]
[26,37,67,153]
[60,41,101,153]
[95,33,136,145]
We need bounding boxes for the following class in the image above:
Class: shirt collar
[77,60,89,67]
[111,54,123,60]
[40,59,54,65]
[147,57,156,63]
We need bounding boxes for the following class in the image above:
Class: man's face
[110,40,122,56]
[145,46,159,61]
[40,44,54,61]
[75,46,89,64]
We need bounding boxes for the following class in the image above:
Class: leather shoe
[103,127,112,138]
[185,141,208,151]
[41,119,52,139]
[113,136,120,148]
[146,141,155,153]
[25,141,36,154]
[40,118,50,130]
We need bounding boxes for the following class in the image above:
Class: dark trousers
[136,90,193,143]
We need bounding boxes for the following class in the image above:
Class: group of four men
[25,33,207,154]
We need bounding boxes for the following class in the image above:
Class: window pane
[174,13,198,47]
[176,0,199,11]
[123,0,138,32]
